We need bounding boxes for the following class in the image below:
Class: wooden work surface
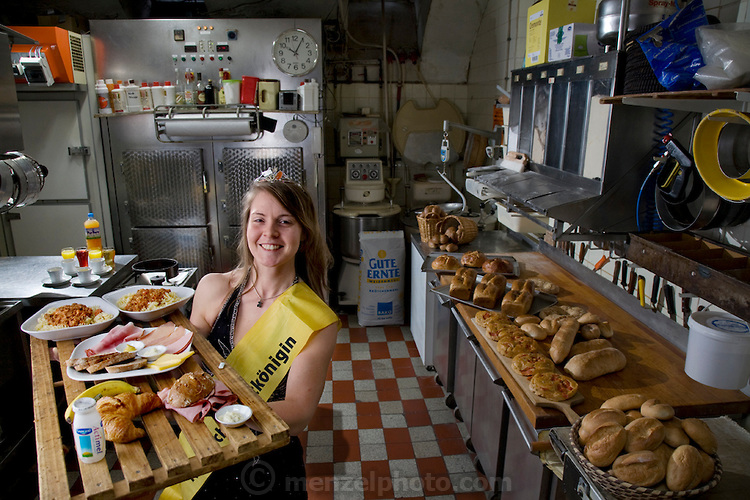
[31,311,290,500]
[447,251,750,429]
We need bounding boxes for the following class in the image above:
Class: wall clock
[272,29,319,76]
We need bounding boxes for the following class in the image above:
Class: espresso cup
[61,259,77,275]
[47,267,64,283]
[77,267,95,283]
[90,257,106,274]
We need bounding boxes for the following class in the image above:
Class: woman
[185,174,339,499]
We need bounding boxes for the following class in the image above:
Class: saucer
[43,276,72,287]
[93,265,113,276]
[72,277,101,287]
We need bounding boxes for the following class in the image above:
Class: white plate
[102,285,195,322]
[93,265,113,276]
[66,328,193,381]
[42,276,72,287]
[72,276,101,287]
[20,297,120,341]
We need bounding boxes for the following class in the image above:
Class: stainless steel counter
[411,229,531,261]
[0,254,138,303]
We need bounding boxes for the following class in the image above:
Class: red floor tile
[384,325,404,341]
[405,410,433,427]
[306,462,335,500]
[420,384,445,398]
[416,456,449,476]
[333,429,359,447]
[352,359,375,380]
[357,413,383,429]
[406,340,420,356]
[332,443,361,462]
[376,389,402,401]
[332,342,351,361]
[375,378,399,391]
[392,357,416,377]
[331,380,356,403]
[386,441,415,460]
[361,460,394,500]
[369,341,390,359]
[433,423,463,440]
[402,399,428,414]
[306,461,334,478]
[348,327,368,342]
[307,404,333,431]
[383,427,411,443]
[438,437,469,456]
[356,401,381,416]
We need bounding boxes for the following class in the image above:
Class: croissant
[95,392,163,443]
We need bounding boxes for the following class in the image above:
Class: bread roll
[461,250,486,268]
[653,442,674,470]
[663,422,690,447]
[482,257,514,274]
[563,347,626,381]
[539,317,560,336]
[640,398,675,420]
[431,254,460,270]
[514,314,540,326]
[577,312,602,324]
[625,410,643,423]
[579,408,627,444]
[601,393,648,411]
[682,418,717,454]
[520,323,547,340]
[598,321,614,338]
[166,371,215,408]
[528,277,560,295]
[584,423,627,467]
[549,317,579,364]
[698,449,715,484]
[625,417,665,452]
[666,444,702,491]
[611,450,666,487]
[569,338,613,357]
[579,323,601,340]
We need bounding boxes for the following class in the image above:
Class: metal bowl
[132,258,179,280]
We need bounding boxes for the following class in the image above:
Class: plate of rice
[102,285,195,322]
[21,297,119,341]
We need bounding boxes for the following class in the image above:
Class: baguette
[549,317,579,364]
[563,347,626,381]
[601,393,648,411]
[569,338,613,357]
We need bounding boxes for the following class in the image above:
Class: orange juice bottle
[84,213,102,251]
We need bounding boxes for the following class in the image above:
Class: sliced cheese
[147,350,194,371]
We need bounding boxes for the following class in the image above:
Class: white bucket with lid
[685,310,750,390]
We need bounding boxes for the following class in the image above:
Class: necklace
[253,276,299,307]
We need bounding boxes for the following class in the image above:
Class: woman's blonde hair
[236,179,332,300]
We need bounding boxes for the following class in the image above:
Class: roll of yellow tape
[693,108,750,202]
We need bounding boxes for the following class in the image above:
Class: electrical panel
[338,117,383,158]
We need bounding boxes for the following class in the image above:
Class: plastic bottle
[164,81,176,105]
[104,78,115,93]
[183,68,195,105]
[125,79,142,112]
[72,397,106,464]
[299,78,319,112]
[151,81,165,107]
[173,68,185,104]
[111,84,127,113]
[84,213,102,251]
[139,82,153,111]
[95,79,112,114]
[195,72,205,106]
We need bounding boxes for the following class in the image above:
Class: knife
[621,261,629,289]
[656,280,666,313]
[578,243,588,264]
[665,284,676,321]
[682,295,692,327]
[627,268,637,294]
[650,276,661,312]
[612,260,621,285]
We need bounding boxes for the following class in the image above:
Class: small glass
[61,247,75,260]
[89,248,102,259]
[75,247,88,267]
[102,247,115,267]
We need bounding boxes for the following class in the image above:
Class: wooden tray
[430,280,556,316]
[472,318,583,424]
[32,311,290,500]
[422,252,520,278]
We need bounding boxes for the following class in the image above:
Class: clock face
[273,29,319,76]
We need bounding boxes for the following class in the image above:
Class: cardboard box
[548,23,603,62]
[525,0,597,67]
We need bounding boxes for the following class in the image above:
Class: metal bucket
[333,210,401,260]
[596,0,678,46]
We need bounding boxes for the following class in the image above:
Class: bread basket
[436,215,478,244]
[568,418,722,499]
[416,210,445,243]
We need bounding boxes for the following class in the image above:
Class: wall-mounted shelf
[600,88,750,113]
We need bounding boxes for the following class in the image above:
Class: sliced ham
[87,322,143,355]
[140,322,177,346]
[164,328,194,354]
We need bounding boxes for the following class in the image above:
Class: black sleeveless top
[206,280,288,403]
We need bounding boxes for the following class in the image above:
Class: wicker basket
[568,419,721,499]
[437,215,479,244]
[417,214,444,243]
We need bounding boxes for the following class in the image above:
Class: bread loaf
[569,338,613,357]
[500,280,535,317]
[472,273,506,309]
[166,371,215,408]
[482,257,514,274]
[611,450,666,487]
[666,444,702,491]
[563,347,626,381]
[624,417,665,452]
[449,267,477,301]
[601,393,648,411]
[681,418,717,454]
[461,250,486,268]
[431,254,460,270]
[549,317,579,364]
[584,423,627,467]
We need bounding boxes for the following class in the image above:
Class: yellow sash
[159,282,338,500]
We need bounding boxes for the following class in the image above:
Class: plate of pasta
[21,297,120,341]
[102,285,195,322]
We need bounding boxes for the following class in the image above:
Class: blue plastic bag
[638,0,708,91]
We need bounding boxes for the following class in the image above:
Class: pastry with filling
[511,352,556,377]
[528,371,578,401]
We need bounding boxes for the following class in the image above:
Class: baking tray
[430,279,556,316]
[422,252,520,278]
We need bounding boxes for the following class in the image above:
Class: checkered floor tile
[302,314,492,499]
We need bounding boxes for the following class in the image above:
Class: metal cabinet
[453,310,477,432]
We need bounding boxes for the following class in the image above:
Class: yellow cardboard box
[525,0,597,67]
